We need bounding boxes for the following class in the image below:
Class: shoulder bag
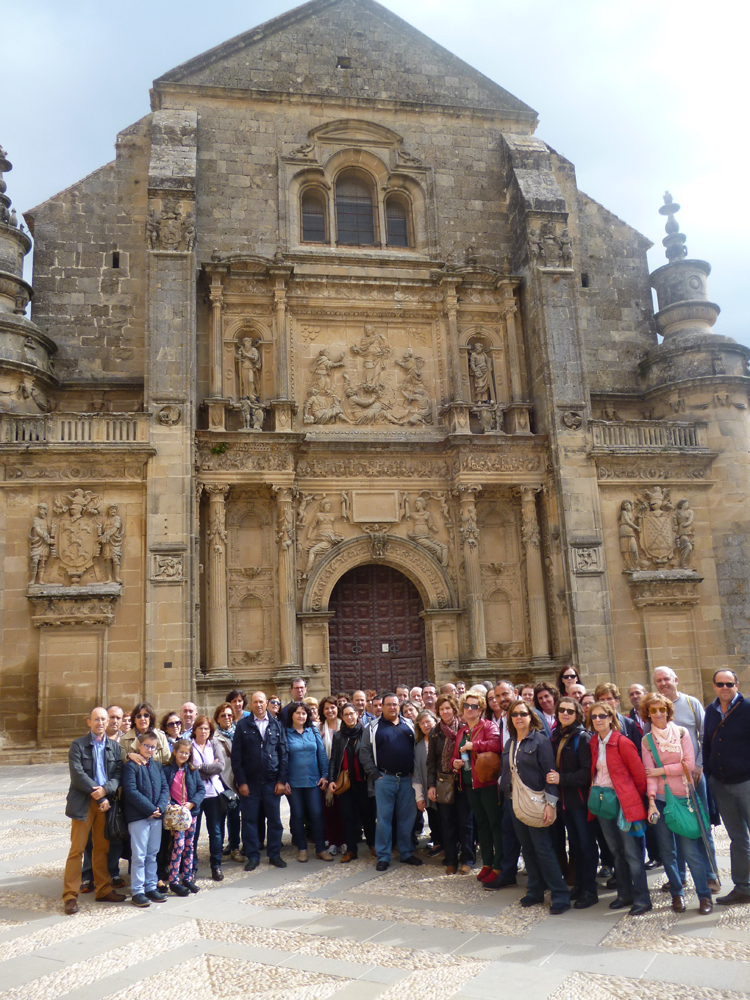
[435,771,455,805]
[510,740,551,828]
[105,791,127,842]
[646,731,706,840]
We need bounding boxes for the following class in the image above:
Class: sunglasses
[464,703,481,710]
[562,673,577,680]
[590,714,608,721]
[510,711,530,718]
[269,700,281,705]
[166,720,181,728]
[558,707,576,715]
[715,681,736,688]
[649,708,667,715]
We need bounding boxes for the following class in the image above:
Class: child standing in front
[122,729,169,907]
[163,737,205,895]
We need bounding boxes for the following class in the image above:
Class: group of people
[63,666,750,922]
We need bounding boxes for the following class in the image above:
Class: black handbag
[105,794,127,842]
[218,786,239,815]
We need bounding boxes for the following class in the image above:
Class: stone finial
[659,191,688,262]
[0,145,13,225]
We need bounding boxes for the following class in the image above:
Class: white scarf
[651,720,682,756]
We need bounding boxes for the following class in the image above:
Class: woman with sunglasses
[160,712,182,749]
[451,691,503,885]
[121,702,171,764]
[328,702,376,862]
[500,699,570,914]
[588,701,650,914]
[556,666,581,697]
[546,698,598,908]
[427,694,476,875]
[640,692,712,914]
[318,695,345,855]
[213,702,243,864]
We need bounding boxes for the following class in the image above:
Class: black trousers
[339,780,376,854]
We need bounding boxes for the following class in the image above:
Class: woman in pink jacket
[641,692,712,915]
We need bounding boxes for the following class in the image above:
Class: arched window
[301,190,327,243]
[335,170,376,245]
[385,195,410,247]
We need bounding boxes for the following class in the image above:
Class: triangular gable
[155,0,536,118]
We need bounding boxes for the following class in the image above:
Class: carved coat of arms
[637,487,674,565]
[53,490,103,583]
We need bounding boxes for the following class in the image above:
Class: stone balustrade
[1,412,150,445]
[591,419,708,450]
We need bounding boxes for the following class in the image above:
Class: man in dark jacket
[231,690,289,870]
[704,669,750,906]
[62,707,126,915]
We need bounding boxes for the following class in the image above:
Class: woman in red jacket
[588,701,651,915]
[451,690,503,884]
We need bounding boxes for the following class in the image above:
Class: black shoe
[717,888,750,906]
[550,902,571,915]
[644,859,661,870]
[609,897,633,910]
[169,882,190,897]
[606,876,618,889]
[598,866,614,879]
[376,860,389,872]
[268,856,287,869]
[629,902,653,915]
[244,858,260,872]
[222,845,231,856]
[80,880,95,894]
[427,844,444,858]
[112,876,126,889]
[574,893,599,910]
[401,855,423,866]
[569,886,580,900]
[182,880,200,894]
[212,868,224,881]
[131,893,150,907]
[145,889,167,903]
[483,875,517,891]
[520,895,543,908]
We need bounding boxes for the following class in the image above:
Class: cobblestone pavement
[0,765,748,999]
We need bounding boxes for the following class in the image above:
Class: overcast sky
[3,0,747,348]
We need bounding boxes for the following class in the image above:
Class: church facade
[1,0,748,755]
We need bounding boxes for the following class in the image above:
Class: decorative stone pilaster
[441,275,472,434]
[454,484,487,664]
[205,484,230,676]
[208,268,226,398]
[273,484,299,668]
[517,485,551,661]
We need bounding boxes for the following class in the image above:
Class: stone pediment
[308,119,403,148]
[153,0,536,119]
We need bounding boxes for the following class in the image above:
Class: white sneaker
[329,845,338,856]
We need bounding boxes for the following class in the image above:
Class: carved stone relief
[618,488,696,572]
[528,221,573,268]
[28,492,124,587]
[405,496,448,566]
[153,554,183,581]
[147,201,196,252]
[301,498,344,578]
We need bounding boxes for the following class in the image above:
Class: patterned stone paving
[0,765,747,1000]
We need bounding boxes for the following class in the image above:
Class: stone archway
[299,535,461,691]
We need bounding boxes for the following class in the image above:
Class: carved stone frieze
[5,461,147,482]
[230,649,274,667]
[618,488,696,573]
[28,590,120,627]
[628,570,703,608]
[297,457,451,479]
[198,444,292,473]
[596,455,714,482]
[455,450,544,474]
[486,641,525,659]
[152,554,184,581]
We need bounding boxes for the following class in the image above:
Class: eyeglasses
[166,721,181,728]
[649,708,667,715]
[269,700,281,706]
[510,711,530,718]
[464,704,481,711]
[562,673,577,680]
[138,744,156,753]
[715,681,736,689]
[135,713,151,720]
[558,707,576,715]
[219,712,233,719]
[590,714,608,721]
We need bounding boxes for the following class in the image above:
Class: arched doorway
[328,564,427,693]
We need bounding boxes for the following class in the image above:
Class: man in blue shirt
[360,692,423,872]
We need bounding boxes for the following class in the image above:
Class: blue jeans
[373,774,417,862]
[194,795,223,874]
[239,782,283,861]
[598,815,649,907]
[512,814,570,906]
[561,807,598,897]
[675,775,717,881]
[651,805,711,900]
[128,817,161,895]
[289,785,326,853]
[220,803,241,852]
[709,776,750,896]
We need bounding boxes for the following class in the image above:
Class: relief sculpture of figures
[674,499,695,569]
[407,496,448,566]
[469,342,495,404]
[303,499,344,577]
[236,337,262,401]
[394,348,432,425]
[350,324,391,384]
[303,349,351,425]
[29,503,55,585]
[98,504,124,584]
[618,500,641,572]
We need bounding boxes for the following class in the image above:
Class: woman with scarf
[588,701,650,915]
[328,702,376,862]
[451,690,503,885]
[640,691,713,915]
[546,697,598,908]
[319,695,345,855]
[427,694,475,874]
[412,709,440,855]
[213,702,242,863]
[191,714,227,882]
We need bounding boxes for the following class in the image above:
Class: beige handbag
[510,740,554,828]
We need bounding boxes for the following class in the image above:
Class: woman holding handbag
[427,694,475,875]
[328,702,376,862]
[412,709,440,855]
[450,690,503,886]
[587,701,650,915]
[213,702,242,863]
[640,692,713,915]
[499,699,570,914]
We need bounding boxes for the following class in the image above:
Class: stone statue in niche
[618,500,641,572]
[394,348,432,425]
[469,342,495,404]
[236,338,262,401]
[303,499,344,577]
[239,396,264,430]
[407,496,448,566]
[98,504,124,584]
[674,499,695,569]
[29,503,54,585]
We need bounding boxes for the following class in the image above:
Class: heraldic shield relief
[53,490,103,582]
[618,487,696,573]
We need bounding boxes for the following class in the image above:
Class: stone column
[273,485,299,668]
[518,485,551,660]
[208,270,224,398]
[441,276,471,434]
[205,484,230,676]
[270,265,295,431]
[455,485,486,662]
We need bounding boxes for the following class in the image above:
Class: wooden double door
[328,564,427,694]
